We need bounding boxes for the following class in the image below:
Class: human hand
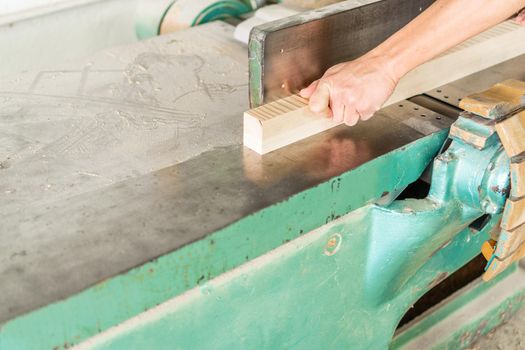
[516,8,525,25]
[299,55,399,126]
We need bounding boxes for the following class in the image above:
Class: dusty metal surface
[248,0,434,106]
[2,16,525,331]
[0,21,451,323]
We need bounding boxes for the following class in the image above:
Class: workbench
[2,21,525,349]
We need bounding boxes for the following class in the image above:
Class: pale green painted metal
[71,215,500,350]
[190,1,251,26]
[1,121,514,349]
[392,265,524,349]
[63,125,510,349]
[450,114,500,149]
[0,133,446,349]
[135,0,252,39]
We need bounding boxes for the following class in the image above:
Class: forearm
[370,0,525,80]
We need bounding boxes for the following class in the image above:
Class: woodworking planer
[2,1,525,349]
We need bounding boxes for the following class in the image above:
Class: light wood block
[510,160,525,198]
[513,240,525,262]
[449,112,496,149]
[501,197,525,231]
[245,21,525,154]
[481,239,496,260]
[495,110,525,158]
[243,94,340,154]
[459,79,525,119]
[483,224,525,281]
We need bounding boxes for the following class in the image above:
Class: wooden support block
[245,21,525,154]
[495,110,525,158]
[483,224,525,281]
[501,196,525,231]
[499,228,524,260]
[459,79,525,119]
[448,112,496,149]
[510,159,525,198]
[513,239,525,262]
[481,239,497,261]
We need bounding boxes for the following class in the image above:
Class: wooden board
[449,112,496,149]
[244,20,525,154]
[495,110,525,158]
[459,79,525,119]
[502,196,525,230]
[511,159,525,198]
[483,224,525,281]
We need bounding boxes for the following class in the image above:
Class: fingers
[308,81,331,114]
[343,105,360,126]
[361,109,376,121]
[301,80,334,118]
[299,80,319,98]
[517,9,525,25]
[332,103,345,123]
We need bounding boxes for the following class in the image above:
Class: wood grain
[483,224,525,281]
[502,197,525,231]
[495,110,525,158]
[511,160,525,198]
[459,79,525,119]
[244,20,525,154]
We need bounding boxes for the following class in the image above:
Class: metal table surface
[0,21,524,324]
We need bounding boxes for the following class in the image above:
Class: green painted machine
[2,1,525,349]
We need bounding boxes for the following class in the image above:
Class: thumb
[308,81,331,114]
[300,80,319,98]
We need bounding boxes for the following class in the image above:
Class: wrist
[362,48,407,84]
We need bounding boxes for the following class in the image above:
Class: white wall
[0,0,139,78]
[0,0,75,15]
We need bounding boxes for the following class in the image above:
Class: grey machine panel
[1,17,525,325]
[249,0,435,107]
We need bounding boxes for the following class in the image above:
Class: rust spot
[479,320,488,330]
[381,191,389,197]
[326,238,337,249]
[324,233,342,256]
[491,185,509,196]
[460,331,471,346]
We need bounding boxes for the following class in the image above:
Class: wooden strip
[244,21,525,154]
[459,79,525,119]
[243,94,339,154]
[495,110,525,158]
